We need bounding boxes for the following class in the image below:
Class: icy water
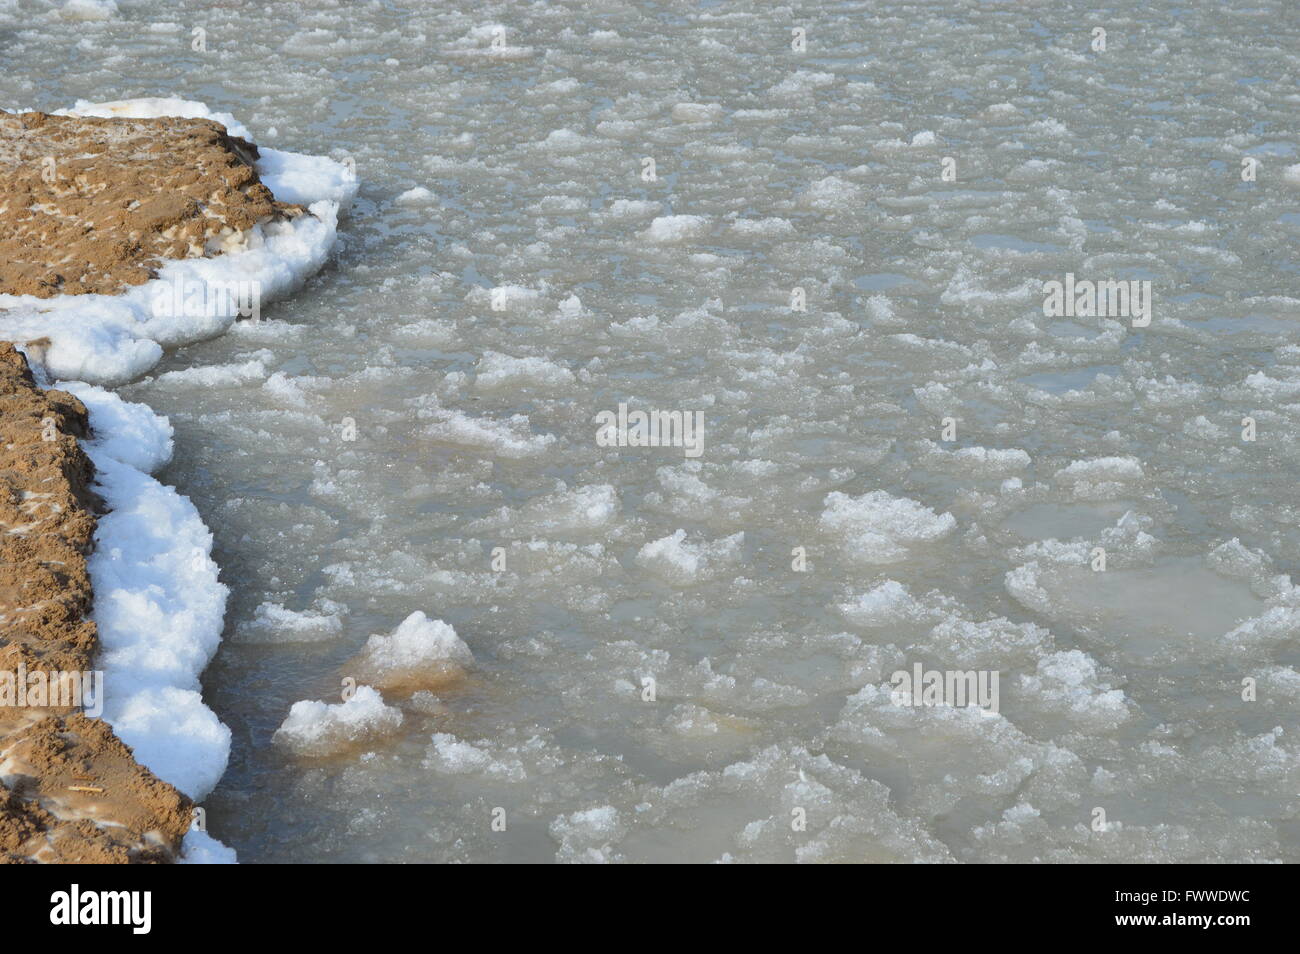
[5,0,1300,862]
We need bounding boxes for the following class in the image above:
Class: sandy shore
[0,343,192,862]
[0,110,306,862]
[0,109,301,298]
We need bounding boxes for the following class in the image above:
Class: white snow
[68,386,231,807]
[179,829,238,864]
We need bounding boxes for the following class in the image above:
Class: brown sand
[0,343,193,862]
[0,109,302,298]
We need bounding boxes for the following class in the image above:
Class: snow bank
[65,384,233,863]
[2,99,357,385]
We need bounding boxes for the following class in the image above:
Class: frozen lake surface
[3,0,1298,862]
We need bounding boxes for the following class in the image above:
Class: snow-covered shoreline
[3,98,357,385]
[5,98,357,861]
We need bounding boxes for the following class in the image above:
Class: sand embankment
[0,343,192,862]
[0,109,301,298]
[0,109,306,861]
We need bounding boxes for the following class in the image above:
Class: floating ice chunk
[1007,158,1063,182]
[641,215,710,244]
[425,734,492,773]
[609,300,732,346]
[281,28,347,57]
[349,611,472,691]
[235,600,345,643]
[1240,369,1300,399]
[838,580,923,627]
[820,491,955,563]
[769,71,836,97]
[800,175,863,212]
[1054,456,1144,500]
[472,483,619,535]
[1030,118,1069,137]
[420,404,556,458]
[395,186,434,205]
[939,263,1037,312]
[465,283,545,313]
[729,216,795,237]
[273,685,404,757]
[1017,650,1131,732]
[550,805,625,863]
[1257,666,1300,702]
[829,684,1083,820]
[671,103,724,123]
[1136,375,1202,406]
[1057,457,1145,480]
[601,199,661,219]
[636,529,745,584]
[475,351,575,391]
[917,441,1031,476]
[1220,604,1300,656]
[551,294,589,325]
[667,703,724,738]
[153,359,268,389]
[424,734,526,781]
[262,370,322,409]
[925,613,1052,669]
[394,317,457,345]
[180,829,237,864]
[863,295,901,327]
[642,462,751,523]
[531,194,586,215]
[439,23,535,58]
[442,23,534,59]
[1184,415,1225,441]
[540,128,589,153]
[1005,561,1059,616]
[59,0,117,20]
[630,745,952,863]
[1205,538,1276,590]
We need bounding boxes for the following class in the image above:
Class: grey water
[3,0,1298,862]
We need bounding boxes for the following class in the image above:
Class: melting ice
[3,0,1297,863]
